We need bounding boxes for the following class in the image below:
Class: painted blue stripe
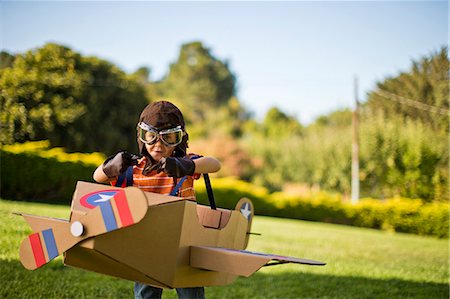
[100,201,118,231]
[42,229,58,260]
[115,166,133,187]
[125,166,133,187]
[115,172,125,187]
[170,176,187,196]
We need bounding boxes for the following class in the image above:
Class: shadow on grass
[212,270,449,299]
[2,259,448,299]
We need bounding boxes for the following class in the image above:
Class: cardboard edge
[64,245,172,289]
[15,212,69,232]
[190,246,326,277]
[190,246,270,277]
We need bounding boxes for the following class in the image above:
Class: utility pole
[351,76,360,204]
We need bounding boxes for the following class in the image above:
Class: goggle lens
[161,131,182,145]
[138,123,184,147]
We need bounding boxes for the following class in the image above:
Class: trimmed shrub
[345,198,449,238]
[2,142,448,238]
[196,177,448,238]
[1,141,104,204]
[195,176,273,213]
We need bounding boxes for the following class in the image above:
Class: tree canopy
[0,51,15,69]
[365,46,449,131]
[157,41,237,127]
[1,42,447,201]
[0,43,148,154]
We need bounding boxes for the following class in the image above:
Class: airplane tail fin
[17,214,72,270]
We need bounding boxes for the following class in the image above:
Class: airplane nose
[70,221,84,237]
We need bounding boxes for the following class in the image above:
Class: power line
[374,89,450,116]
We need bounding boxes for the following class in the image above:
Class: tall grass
[1,199,448,298]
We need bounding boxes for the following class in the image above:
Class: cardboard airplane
[17,181,325,288]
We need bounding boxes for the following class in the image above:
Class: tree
[241,107,305,191]
[262,107,303,137]
[158,41,237,125]
[132,66,151,85]
[0,43,148,154]
[365,46,449,131]
[359,111,448,201]
[0,51,15,69]
[310,109,352,129]
[1,44,87,144]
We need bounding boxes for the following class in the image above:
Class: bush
[195,176,273,213]
[1,141,104,204]
[195,177,448,238]
[2,142,447,238]
[267,191,350,224]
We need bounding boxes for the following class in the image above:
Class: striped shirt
[112,155,200,201]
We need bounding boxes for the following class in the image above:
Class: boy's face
[145,140,175,162]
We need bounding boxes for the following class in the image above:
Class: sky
[1,1,447,124]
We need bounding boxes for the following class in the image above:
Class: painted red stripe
[114,191,134,227]
[29,233,46,268]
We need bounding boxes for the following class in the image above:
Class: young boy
[93,100,220,299]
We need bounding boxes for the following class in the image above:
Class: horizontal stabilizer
[13,212,69,233]
[190,246,325,277]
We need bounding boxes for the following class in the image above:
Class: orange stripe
[132,157,197,199]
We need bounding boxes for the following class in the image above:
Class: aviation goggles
[137,122,185,147]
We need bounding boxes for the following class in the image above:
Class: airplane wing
[190,246,325,277]
[64,240,172,288]
[18,186,148,270]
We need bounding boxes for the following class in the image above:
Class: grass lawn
[1,199,448,298]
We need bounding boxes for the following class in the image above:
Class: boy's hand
[102,151,140,178]
[159,157,195,178]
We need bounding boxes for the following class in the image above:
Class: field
[1,199,448,298]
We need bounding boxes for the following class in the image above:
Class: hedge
[1,141,104,204]
[2,141,448,238]
[267,192,449,238]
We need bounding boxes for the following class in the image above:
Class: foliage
[262,107,303,137]
[0,44,86,144]
[359,110,448,201]
[242,47,448,202]
[196,177,448,238]
[157,41,239,137]
[244,122,352,193]
[1,140,105,166]
[189,135,254,180]
[1,42,448,207]
[195,176,272,213]
[365,46,449,132]
[1,141,104,203]
[309,108,352,129]
[0,43,148,154]
[1,142,447,237]
[346,198,449,237]
[0,51,15,69]
[1,199,448,299]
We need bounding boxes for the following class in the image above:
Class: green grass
[1,199,448,298]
